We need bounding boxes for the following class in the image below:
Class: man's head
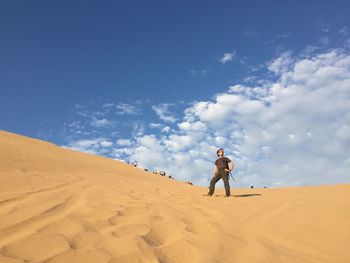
[217,148,224,157]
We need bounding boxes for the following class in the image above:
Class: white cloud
[115,103,141,115]
[131,135,169,169]
[74,139,101,148]
[267,51,294,75]
[132,122,145,136]
[164,134,196,152]
[152,104,177,123]
[100,140,113,147]
[102,103,114,108]
[219,52,236,64]
[116,139,132,146]
[149,123,163,129]
[161,126,171,133]
[149,123,172,133]
[301,45,321,57]
[91,118,111,127]
[63,138,113,154]
[178,121,207,132]
[122,48,350,188]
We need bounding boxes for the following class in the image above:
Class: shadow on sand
[232,194,262,198]
[203,193,262,198]
[207,194,262,198]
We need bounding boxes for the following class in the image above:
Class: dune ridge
[0,130,349,263]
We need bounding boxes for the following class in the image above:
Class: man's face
[218,150,224,157]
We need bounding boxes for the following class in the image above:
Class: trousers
[208,169,230,196]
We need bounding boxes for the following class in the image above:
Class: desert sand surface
[0,130,349,263]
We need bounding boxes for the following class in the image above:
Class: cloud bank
[115,48,350,187]
[63,47,350,188]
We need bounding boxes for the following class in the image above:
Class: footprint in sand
[46,249,111,263]
[111,224,150,238]
[0,233,70,262]
[141,218,192,247]
[71,230,105,249]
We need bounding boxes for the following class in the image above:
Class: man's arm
[213,165,218,178]
[225,161,234,172]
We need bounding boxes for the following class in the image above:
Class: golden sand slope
[0,130,349,263]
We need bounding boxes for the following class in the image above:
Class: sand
[0,130,349,263]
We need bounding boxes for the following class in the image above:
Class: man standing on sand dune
[206,148,234,197]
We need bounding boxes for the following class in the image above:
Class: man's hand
[225,169,231,172]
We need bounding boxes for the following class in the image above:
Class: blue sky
[1,1,350,187]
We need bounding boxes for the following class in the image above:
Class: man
[207,148,234,197]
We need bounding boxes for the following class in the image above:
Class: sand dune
[0,130,349,263]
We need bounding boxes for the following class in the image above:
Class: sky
[1,0,350,188]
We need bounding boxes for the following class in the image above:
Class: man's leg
[220,171,231,197]
[208,174,221,196]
